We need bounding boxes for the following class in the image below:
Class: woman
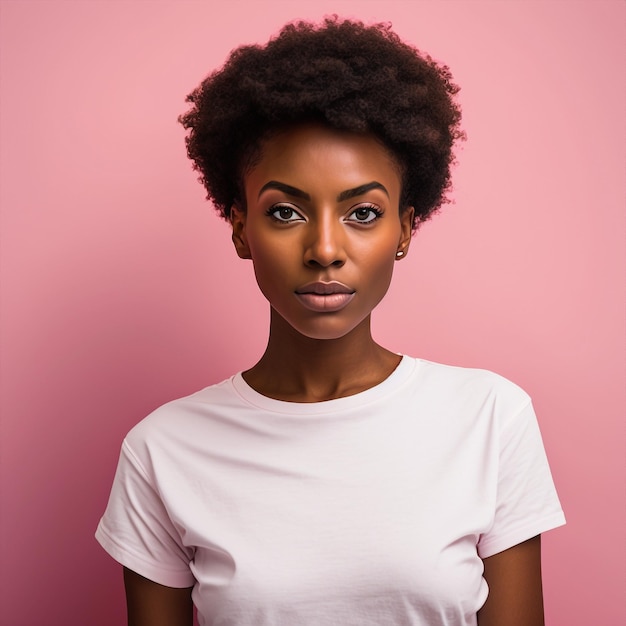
[96,17,565,626]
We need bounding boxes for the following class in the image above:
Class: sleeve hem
[95,522,196,588]
[477,510,566,559]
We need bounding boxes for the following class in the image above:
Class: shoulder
[395,356,535,441]
[123,374,243,460]
[409,357,530,407]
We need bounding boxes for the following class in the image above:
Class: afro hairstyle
[179,16,464,230]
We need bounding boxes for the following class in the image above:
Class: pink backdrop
[1,1,624,624]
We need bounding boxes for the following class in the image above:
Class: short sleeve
[477,400,565,558]
[95,440,196,588]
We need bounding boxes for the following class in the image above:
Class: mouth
[294,281,355,312]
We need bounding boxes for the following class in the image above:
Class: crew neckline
[230,355,417,416]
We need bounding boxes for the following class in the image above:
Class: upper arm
[477,535,544,626]
[124,567,194,626]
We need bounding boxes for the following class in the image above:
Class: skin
[478,536,545,626]
[231,123,413,401]
[123,123,546,625]
[124,568,193,626]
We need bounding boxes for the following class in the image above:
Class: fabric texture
[96,356,565,625]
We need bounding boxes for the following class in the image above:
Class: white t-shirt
[96,356,565,625]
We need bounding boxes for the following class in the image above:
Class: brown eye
[267,204,304,223]
[346,205,383,224]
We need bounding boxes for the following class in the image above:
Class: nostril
[306,258,344,268]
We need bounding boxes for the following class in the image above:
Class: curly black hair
[179,16,464,229]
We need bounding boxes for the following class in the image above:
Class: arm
[124,567,194,626]
[477,535,544,626]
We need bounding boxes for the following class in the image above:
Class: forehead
[244,123,402,197]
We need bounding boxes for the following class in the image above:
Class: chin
[287,316,369,342]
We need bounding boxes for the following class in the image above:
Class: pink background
[1,1,624,624]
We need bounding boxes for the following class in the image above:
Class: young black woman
[97,17,565,626]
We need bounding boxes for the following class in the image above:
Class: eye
[346,204,383,224]
[266,204,305,223]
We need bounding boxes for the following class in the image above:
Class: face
[231,123,413,341]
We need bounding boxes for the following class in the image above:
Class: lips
[294,281,355,312]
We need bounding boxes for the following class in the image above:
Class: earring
[395,250,405,258]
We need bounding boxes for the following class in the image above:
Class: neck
[242,309,401,402]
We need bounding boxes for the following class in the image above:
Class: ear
[395,206,414,260]
[230,206,252,259]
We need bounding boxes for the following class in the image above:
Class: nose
[303,212,346,268]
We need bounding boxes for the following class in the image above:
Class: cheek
[247,241,293,296]
[365,240,400,292]
[371,258,396,295]
[363,234,399,268]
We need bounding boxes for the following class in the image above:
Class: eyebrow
[337,182,389,202]
[258,180,389,201]
[258,181,310,200]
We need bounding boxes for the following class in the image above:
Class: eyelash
[266,203,384,224]
[347,204,384,224]
[265,204,303,223]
